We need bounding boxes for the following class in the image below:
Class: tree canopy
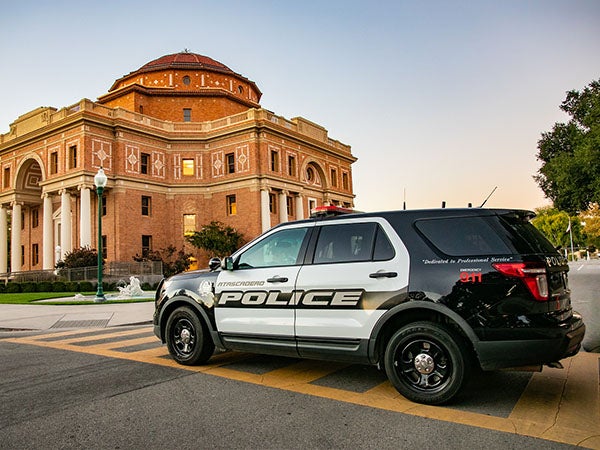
[535,79,600,214]
[531,207,582,249]
[186,221,245,258]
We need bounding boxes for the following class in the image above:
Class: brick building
[0,51,356,274]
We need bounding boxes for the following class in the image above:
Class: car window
[313,223,377,264]
[415,216,512,256]
[373,226,395,261]
[237,227,309,269]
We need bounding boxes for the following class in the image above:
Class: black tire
[166,306,215,365]
[384,321,470,405]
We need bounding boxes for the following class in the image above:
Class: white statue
[117,276,145,297]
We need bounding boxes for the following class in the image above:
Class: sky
[1,0,599,212]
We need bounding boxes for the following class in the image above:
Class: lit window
[182,159,194,176]
[227,195,237,215]
[183,108,192,122]
[183,214,196,236]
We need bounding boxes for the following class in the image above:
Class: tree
[534,79,600,214]
[133,245,192,278]
[580,203,600,250]
[55,246,100,269]
[186,221,245,258]
[531,207,582,249]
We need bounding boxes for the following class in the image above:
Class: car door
[294,217,410,360]
[215,223,313,356]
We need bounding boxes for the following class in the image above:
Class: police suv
[153,206,585,405]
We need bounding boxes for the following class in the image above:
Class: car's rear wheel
[166,306,214,365]
[384,321,470,405]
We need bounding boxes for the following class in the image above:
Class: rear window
[415,213,559,257]
[496,214,557,254]
[415,216,512,256]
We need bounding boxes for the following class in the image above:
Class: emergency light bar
[310,205,358,218]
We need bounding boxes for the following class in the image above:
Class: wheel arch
[369,302,481,367]
[157,296,221,347]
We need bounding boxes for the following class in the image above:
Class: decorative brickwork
[0,52,356,273]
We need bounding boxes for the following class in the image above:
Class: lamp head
[94,167,108,189]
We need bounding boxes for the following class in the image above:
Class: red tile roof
[139,51,233,73]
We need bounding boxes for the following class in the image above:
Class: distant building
[0,51,356,273]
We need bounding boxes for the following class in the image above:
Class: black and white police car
[153,206,585,405]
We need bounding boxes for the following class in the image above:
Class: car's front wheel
[166,306,214,365]
[384,321,470,405]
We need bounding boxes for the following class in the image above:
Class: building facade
[0,51,356,274]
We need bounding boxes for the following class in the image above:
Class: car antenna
[479,186,498,207]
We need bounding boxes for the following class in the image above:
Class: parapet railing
[2,99,352,154]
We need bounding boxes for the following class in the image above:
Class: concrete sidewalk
[0,301,154,331]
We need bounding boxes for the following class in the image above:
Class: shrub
[56,246,100,270]
[20,282,37,293]
[52,282,67,292]
[6,283,21,293]
[37,281,54,292]
[65,282,79,292]
[79,281,94,292]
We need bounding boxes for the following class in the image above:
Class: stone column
[295,194,304,220]
[60,190,72,259]
[278,191,288,224]
[10,203,22,273]
[260,189,271,232]
[42,193,54,270]
[0,206,7,274]
[79,186,92,248]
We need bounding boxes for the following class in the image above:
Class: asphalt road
[0,335,582,449]
[569,259,600,352]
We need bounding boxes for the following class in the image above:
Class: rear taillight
[492,262,549,301]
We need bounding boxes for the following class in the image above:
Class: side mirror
[208,257,221,271]
[223,256,234,271]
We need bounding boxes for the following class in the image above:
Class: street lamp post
[94,167,108,302]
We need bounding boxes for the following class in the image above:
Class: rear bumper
[475,314,586,370]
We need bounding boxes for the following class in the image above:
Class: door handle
[267,276,289,283]
[369,271,397,279]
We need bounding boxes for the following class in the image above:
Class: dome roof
[137,51,234,74]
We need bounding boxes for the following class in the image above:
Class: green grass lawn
[0,292,154,305]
